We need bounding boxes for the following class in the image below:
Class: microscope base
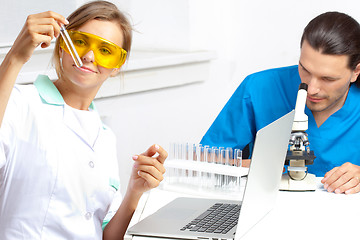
[279,173,316,191]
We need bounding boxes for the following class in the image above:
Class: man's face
[298,40,359,116]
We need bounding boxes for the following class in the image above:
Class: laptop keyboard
[180,203,241,234]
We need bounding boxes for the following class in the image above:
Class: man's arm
[321,162,360,194]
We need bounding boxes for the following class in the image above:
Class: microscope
[279,83,317,191]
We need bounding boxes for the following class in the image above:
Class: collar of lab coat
[33,75,96,110]
[33,75,107,149]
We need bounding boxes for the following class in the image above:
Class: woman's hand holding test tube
[9,11,68,64]
[0,11,68,126]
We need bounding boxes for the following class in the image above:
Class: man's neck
[312,111,330,127]
[312,92,349,127]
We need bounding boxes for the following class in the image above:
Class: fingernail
[133,164,138,169]
[137,170,141,176]
[335,189,341,194]
[65,19,69,24]
[155,144,160,150]
[327,187,333,192]
[345,189,352,195]
[324,184,328,189]
[132,155,138,160]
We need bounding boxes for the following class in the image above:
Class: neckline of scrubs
[306,84,358,133]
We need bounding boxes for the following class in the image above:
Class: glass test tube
[210,147,217,190]
[225,148,231,189]
[170,142,178,184]
[226,147,234,189]
[60,24,83,68]
[203,146,210,188]
[194,144,199,185]
[180,143,187,183]
[234,149,242,190]
[186,143,194,185]
[165,143,243,193]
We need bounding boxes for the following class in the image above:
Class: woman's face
[59,19,124,91]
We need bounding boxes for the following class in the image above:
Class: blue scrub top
[200,65,360,177]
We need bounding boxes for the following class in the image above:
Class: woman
[0,1,167,239]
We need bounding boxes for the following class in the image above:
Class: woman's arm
[103,144,167,240]
[0,11,67,126]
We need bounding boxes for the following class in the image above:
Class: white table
[126,178,360,240]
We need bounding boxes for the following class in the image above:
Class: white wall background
[94,0,360,194]
[1,0,359,194]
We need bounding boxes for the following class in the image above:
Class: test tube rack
[161,143,248,198]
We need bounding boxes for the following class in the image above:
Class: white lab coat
[0,75,122,239]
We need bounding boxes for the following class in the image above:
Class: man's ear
[351,63,360,83]
[110,68,120,77]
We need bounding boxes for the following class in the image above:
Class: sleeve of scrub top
[200,75,257,150]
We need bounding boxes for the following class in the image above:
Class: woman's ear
[110,68,120,77]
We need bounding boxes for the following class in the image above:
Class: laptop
[127,110,294,240]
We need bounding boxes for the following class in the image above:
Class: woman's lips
[75,65,97,73]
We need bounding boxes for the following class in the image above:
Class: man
[200,12,360,194]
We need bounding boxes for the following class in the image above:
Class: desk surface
[126,178,360,240]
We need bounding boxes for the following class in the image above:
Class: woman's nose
[81,50,95,63]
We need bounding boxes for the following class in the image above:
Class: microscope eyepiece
[299,82,308,91]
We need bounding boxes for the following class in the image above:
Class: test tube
[180,143,187,183]
[226,147,235,188]
[60,24,83,68]
[225,148,231,189]
[194,144,199,185]
[203,146,210,189]
[211,147,218,189]
[168,142,177,184]
[234,149,242,190]
[186,143,194,185]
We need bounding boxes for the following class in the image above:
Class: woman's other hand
[128,144,168,195]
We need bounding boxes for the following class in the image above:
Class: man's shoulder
[247,65,299,80]
[241,65,300,92]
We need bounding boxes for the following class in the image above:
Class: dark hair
[300,12,360,86]
[53,0,132,78]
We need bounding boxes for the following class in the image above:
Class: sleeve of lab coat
[101,186,123,230]
[0,86,28,170]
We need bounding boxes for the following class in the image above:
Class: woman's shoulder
[13,83,40,100]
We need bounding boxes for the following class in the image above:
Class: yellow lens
[60,30,127,69]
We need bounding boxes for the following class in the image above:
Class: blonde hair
[53,0,132,78]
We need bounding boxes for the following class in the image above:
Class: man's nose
[306,77,321,95]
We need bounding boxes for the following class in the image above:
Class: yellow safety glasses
[60,30,127,69]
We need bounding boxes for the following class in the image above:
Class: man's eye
[300,67,310,75]
[322,77,336,81]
